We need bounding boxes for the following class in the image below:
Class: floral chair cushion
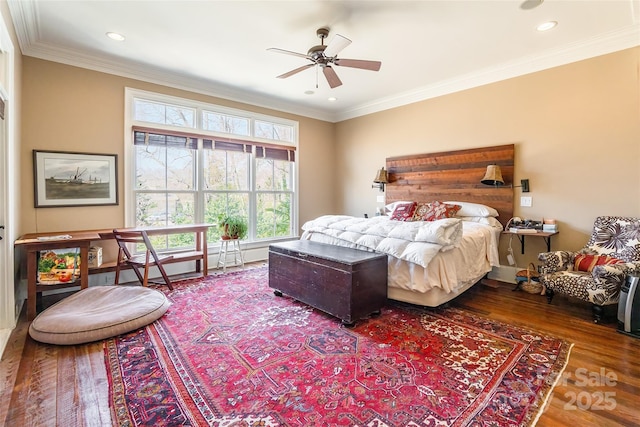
[538,216,640,307]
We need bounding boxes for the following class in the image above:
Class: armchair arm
[592,262,640,278]
[621,262,640,276]
[590,264,631,304]
[592,263,627,283]
[538,250,575,274]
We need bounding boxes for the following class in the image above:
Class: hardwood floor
[1,268,639,426]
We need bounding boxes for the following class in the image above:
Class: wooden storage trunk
[269,240,388,325]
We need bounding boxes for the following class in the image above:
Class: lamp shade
[373,167,388,183]
[481,165,504,186]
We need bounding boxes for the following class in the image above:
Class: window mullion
[249,149,257,241]
[194,138,204,225]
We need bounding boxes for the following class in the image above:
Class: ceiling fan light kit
[268,27,382,89]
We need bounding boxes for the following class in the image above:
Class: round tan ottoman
[29,285,170,345]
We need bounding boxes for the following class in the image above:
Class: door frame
[0,10,17,354]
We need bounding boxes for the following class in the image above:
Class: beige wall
[19,47,640,269]
[20,57,336,236]
[335,47,640,267]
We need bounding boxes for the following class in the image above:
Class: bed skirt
[387,271,484,307]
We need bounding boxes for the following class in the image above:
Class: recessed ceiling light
[328,97,337,102]
[520,0,543,10]
[536,21,557,32]
[106,32,125,41]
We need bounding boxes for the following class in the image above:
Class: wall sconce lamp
[481,165,530,192]
[372,167,388,192]
[480,164,505,187]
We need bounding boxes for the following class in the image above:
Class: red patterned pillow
[412,202,432,221]
[420,201,461,221]
[573,254,623,272]
[389,202,417,221]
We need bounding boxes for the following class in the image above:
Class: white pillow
[458,216,503,229]
[385,201,413,214]
[445,201,499,218]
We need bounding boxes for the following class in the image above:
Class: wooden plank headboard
[385,144,514,227]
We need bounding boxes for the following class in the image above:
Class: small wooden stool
[216,238,244,271]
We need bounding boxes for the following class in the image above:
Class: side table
[216,238,244,271]
[501,230,559,254]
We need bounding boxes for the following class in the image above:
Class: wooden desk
[501,230,559,254]
[105,224,212,275]
[15,224,213,320]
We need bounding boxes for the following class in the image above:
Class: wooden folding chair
[106,229,174,290]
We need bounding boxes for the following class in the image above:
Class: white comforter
[300,215,502,294]
[300,215,463,269]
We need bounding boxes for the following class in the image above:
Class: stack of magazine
[508,227,539,234]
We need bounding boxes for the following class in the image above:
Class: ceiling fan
[268,27,382,89]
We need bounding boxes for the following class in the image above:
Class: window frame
[124,88,299,249]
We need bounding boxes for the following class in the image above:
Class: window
[255,146,295,238]
[203,110,250,136]
[134,99,196,128]
[202,139,251,234]
[254,120,294,142]
[126,89,298,250]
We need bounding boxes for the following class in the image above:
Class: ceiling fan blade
[276,64,314,79]
[334,58,382,71]
[323,34,351,58]
[267,47,310,60]
[322,65,342,88]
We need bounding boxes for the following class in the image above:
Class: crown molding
[6,0,38,53]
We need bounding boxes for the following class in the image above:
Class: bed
[301,144,514,307]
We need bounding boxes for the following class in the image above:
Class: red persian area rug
[104,266,572,427]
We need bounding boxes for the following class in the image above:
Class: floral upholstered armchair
[538,216,640,323]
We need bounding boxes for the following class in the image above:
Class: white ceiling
[7,0,640,122]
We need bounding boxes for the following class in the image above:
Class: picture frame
[33,150,118,208]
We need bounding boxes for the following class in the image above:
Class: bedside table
[501,230,558,254]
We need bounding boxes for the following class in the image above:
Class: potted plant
[219,215,248,240]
